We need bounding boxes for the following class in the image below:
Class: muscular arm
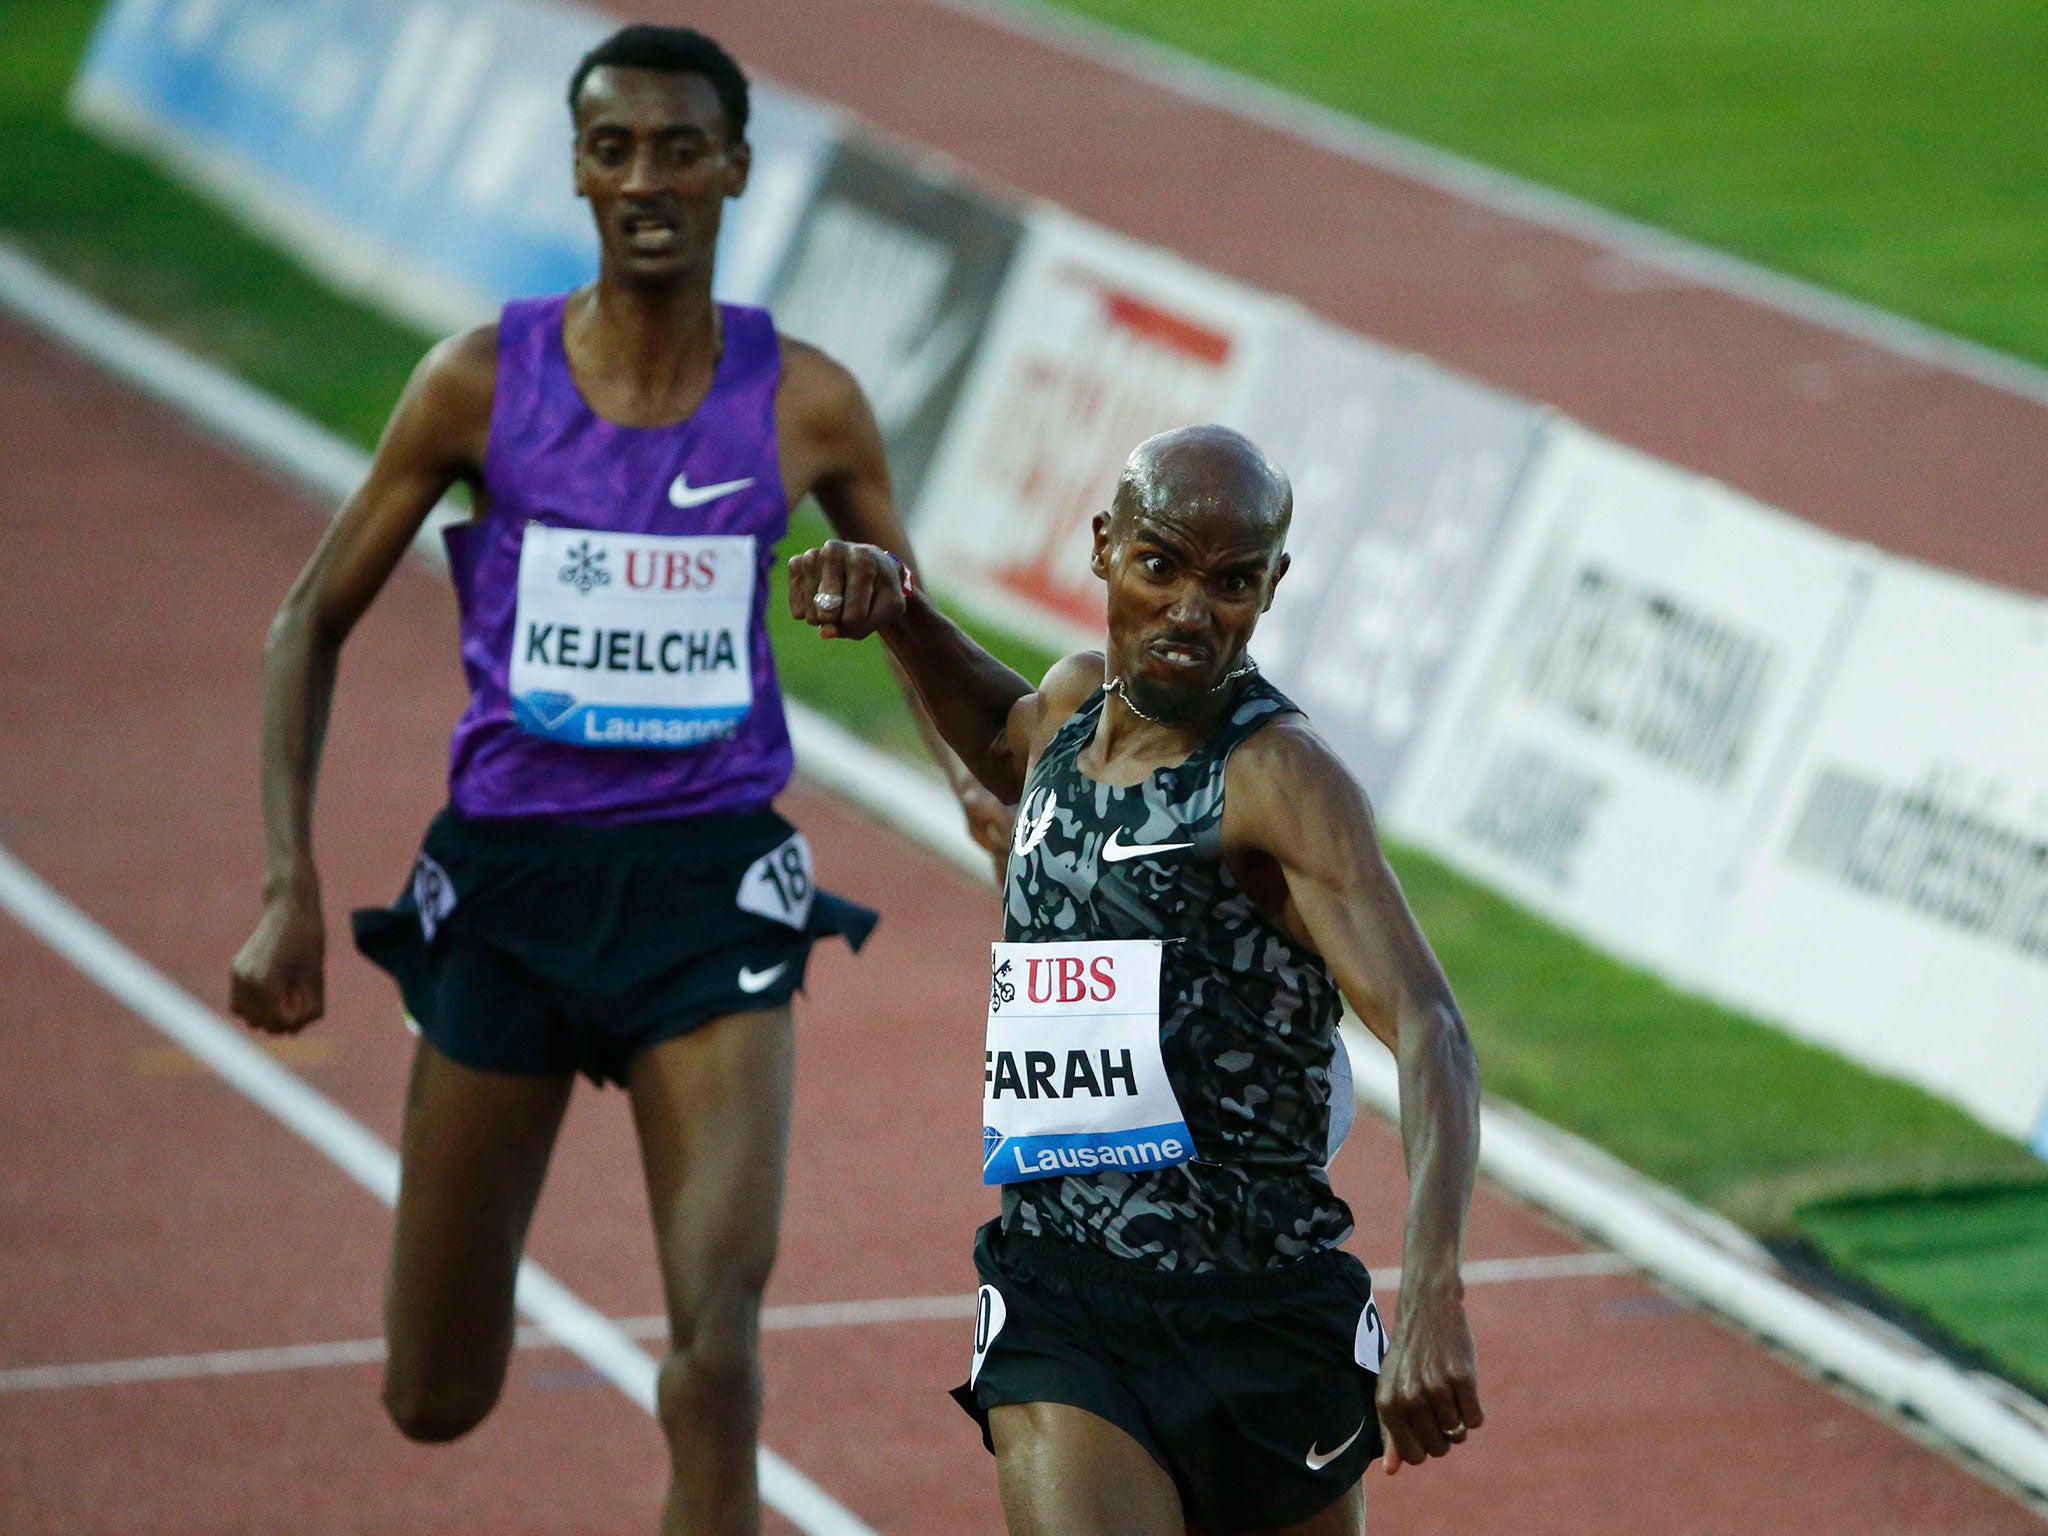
[776,342,1013,861]
[1222,720,1483,1473]
[228,326,494,1032]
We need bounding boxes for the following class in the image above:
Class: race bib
[981,939,1193,1185]
[736,833,815,930]
[508,525,755,749]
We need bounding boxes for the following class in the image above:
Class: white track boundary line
[925,0,2048,410]
[3,242,2044,1500]
[0,845,873,1536]
[2,1259,1637,1397]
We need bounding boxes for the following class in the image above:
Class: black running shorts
[351,804,875,1086]
[952,1219,1386,1535]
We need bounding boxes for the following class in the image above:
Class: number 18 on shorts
[981,939,1193,1186]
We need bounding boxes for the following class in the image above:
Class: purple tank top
[443,294,793,824]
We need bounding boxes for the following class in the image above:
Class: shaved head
[1089,425,1294,729]
[1109,425,1292,553]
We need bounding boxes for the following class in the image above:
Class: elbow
[1408,992,1480,1097]
[267,590,343,660]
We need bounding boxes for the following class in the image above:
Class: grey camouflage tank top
[999,672,1356,1272]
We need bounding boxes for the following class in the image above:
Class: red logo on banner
[978,266,1236,631]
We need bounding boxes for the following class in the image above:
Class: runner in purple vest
[227,26,994,1535]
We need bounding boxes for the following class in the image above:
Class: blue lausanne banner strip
[983,1121,1194,1185]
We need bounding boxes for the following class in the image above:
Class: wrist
[879,574,928,642]
[1398,1258,1466,1306]
[261,864,320,908]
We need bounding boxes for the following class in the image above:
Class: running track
[656,0,2048,598]
[3,319,2043,1533]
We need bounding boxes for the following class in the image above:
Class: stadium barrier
[1387,425,1875,985]
[1700,561,2048,1144]
[910,208,1289,650]
[71,0,837,327]
[766,137,1026,510]
[1234,312,1550,807]
[69,0,2048,1149]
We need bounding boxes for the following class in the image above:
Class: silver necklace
[1104,659,1257,725]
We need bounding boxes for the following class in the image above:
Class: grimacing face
[1091,491,1289,726]
[572,66,749,287]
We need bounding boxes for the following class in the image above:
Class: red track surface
[3,317,2044,1534]
[654,0,2048,599]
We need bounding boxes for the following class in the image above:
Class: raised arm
[784,537,1108,805]
[776,340,1013,862]
[1221,718,1483,1476]
[228,325,494,1034]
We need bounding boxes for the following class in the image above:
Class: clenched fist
[785,540,909,641]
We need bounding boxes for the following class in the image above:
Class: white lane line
[927,0,2048,408]
[2,1260,1645,1397]
[0,1339,393,1394]
[1409,1250,1637,1288]
[0,844,875,1536]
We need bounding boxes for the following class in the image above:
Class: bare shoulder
[1009,651,1105,763]
[417,322,497,407]
[390,321,497,470]
[775,336,867,434]
[1225,713,1378,854]
[1039,651,1106,720]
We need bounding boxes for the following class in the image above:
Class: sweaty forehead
[1121,499,1282,563]
[575,67,726,136]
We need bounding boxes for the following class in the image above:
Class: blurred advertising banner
[913,211,1285,649]
[72,0,836,328]
[769,139,1024,509]
[1389,426,1870,980]
[1701,565,2048,1142]
[1237,314,1548,807]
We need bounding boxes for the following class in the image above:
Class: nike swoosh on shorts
[668,474,755,509]
[1100,829,1195,863]
[738,961,791,994]
[1305,1418,1367,1471]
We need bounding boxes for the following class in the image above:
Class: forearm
[1394,996,1481,1294]
[880,589,1032,800]
[256,600,341,903]
[886,647,986,796]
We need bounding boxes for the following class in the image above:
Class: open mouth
[1144,638,1213,677]
[620,212,680,254]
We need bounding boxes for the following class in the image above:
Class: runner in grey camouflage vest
[788,425,1484,1536]
[1000,671,1356,1272]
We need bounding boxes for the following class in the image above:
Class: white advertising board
[1701,564,2048,1143]
[913,210,1287,650]
[1390,425,1869,980]
[1237,313,1548,806]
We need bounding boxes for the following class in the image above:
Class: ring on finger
[814,593,844,612]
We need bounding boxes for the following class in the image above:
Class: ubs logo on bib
[558,538,611,594]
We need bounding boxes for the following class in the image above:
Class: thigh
[385,1036,574,1385]
[628,1004,795,1330]
[990,1401,1184,1536]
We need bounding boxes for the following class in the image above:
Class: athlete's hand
[786,540,907,641]
[1376,1283,1482,1475]
[958,781,1013,882]
[230,890,326,1034]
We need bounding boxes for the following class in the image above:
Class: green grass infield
[8,0,2045,1398]
[1042,0,2048,372]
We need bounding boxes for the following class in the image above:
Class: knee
[382,1369,500,1444]
[655,1287,768,1441]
